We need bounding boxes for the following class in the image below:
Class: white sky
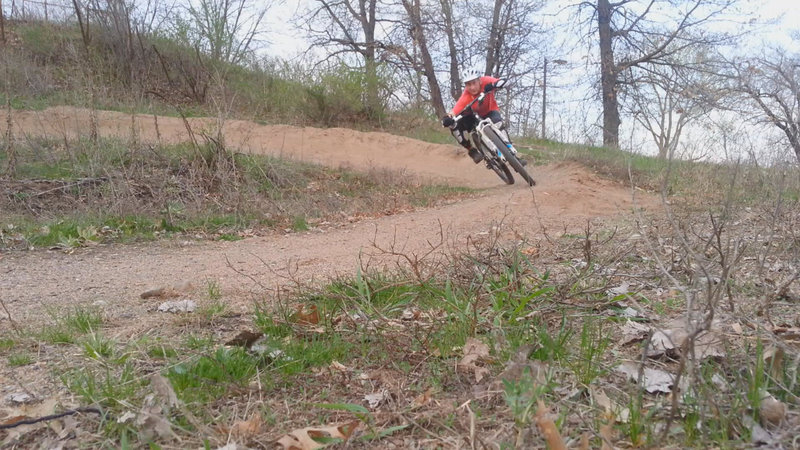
[262,0,800,58]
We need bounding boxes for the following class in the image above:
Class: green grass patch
[8,353,33,367]
[64,363,139,408]
[0,338,15,351]
[38,306,104,344]
[166,347,261,403]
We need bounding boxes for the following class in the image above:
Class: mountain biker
[441,67,522,165]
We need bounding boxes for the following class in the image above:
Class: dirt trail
[0,107,654,326]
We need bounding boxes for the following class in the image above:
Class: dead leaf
[760,396,786,427]
[591,388,630,423]
[57,415,79,440]
[579,432,590,450]
[401,308,421,321]
[534,400,566,450]
[647,330,677,358]
[599,412,616,449]
[225,330,264,348]
[140,288,165,299]
[116,411,136,424]
[140,281,194,299]
[150,374,179,410]
[136,409,177,442]
[1,416,28,427]
[458,338,491,383]
[412,388,432,408]
[329,361,348,372]
[294,304,320,325]
[606,282,630,297]
[217,413,264,440]
[764,346,785,381]
[620,320,651,345]
[615,362,675,394]
[276,421,359,450]
[364,390,390,409]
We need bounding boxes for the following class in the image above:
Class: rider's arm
[451,90,473,115]
[483,76,508,93]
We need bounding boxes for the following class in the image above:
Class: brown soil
[0,106,657,327]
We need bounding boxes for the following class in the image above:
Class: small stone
[6,392,34,404]
[157,299,197,313]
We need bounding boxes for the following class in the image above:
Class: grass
[0,338,15,351]
[1,209,793,448]
[1,137,472,249]
[8,353,33,367]
[38,306,104,344]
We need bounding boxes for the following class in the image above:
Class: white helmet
[461,66,483,83]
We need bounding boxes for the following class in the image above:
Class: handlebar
[451,92,486,124]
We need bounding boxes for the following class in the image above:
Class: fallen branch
[32,177,109,197]
[0,407,102,429]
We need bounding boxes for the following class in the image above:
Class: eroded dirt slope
[0,107,655,326]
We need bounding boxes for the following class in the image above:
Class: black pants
[451,110,504,150]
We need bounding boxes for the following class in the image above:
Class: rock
[157,300,197,313]
[6,392,34,404]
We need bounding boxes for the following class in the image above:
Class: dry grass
[0,136,471,249]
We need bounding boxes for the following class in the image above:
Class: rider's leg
[451,124,482,163]
[487,111,511,143]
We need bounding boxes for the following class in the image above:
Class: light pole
[542,58,567,139]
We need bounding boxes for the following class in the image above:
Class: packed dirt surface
[0,107,657,328]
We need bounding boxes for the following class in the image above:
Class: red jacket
[452,76,500,117]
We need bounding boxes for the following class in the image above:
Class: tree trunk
[485,0,504,76]
[440,0,461,100]
[404,0,445,117]
[785,128,800,163]
[361,0,380,117]
[598,0,620,148]
[1,0,6,45]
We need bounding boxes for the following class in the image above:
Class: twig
[32,177,108,197]
[0,407,102,429]
[0,297,22,335]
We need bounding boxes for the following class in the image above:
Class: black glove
[484,83,494,93]
[441,116,455,127]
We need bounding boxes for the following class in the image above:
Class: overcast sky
[262,0,800,59]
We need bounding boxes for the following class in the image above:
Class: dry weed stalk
[637,158,750,440]
[3,57,15,177]
[0,297,22,335]
[4,92,14,176]
[367,220,446,283]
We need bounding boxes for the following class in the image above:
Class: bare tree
[183,0,270,66]
[400,0,445,116]
[577,0,742,148]
[626,51,719,159]
[439,0,460,100]
[733,49,800,164]
[298,0,387,115]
